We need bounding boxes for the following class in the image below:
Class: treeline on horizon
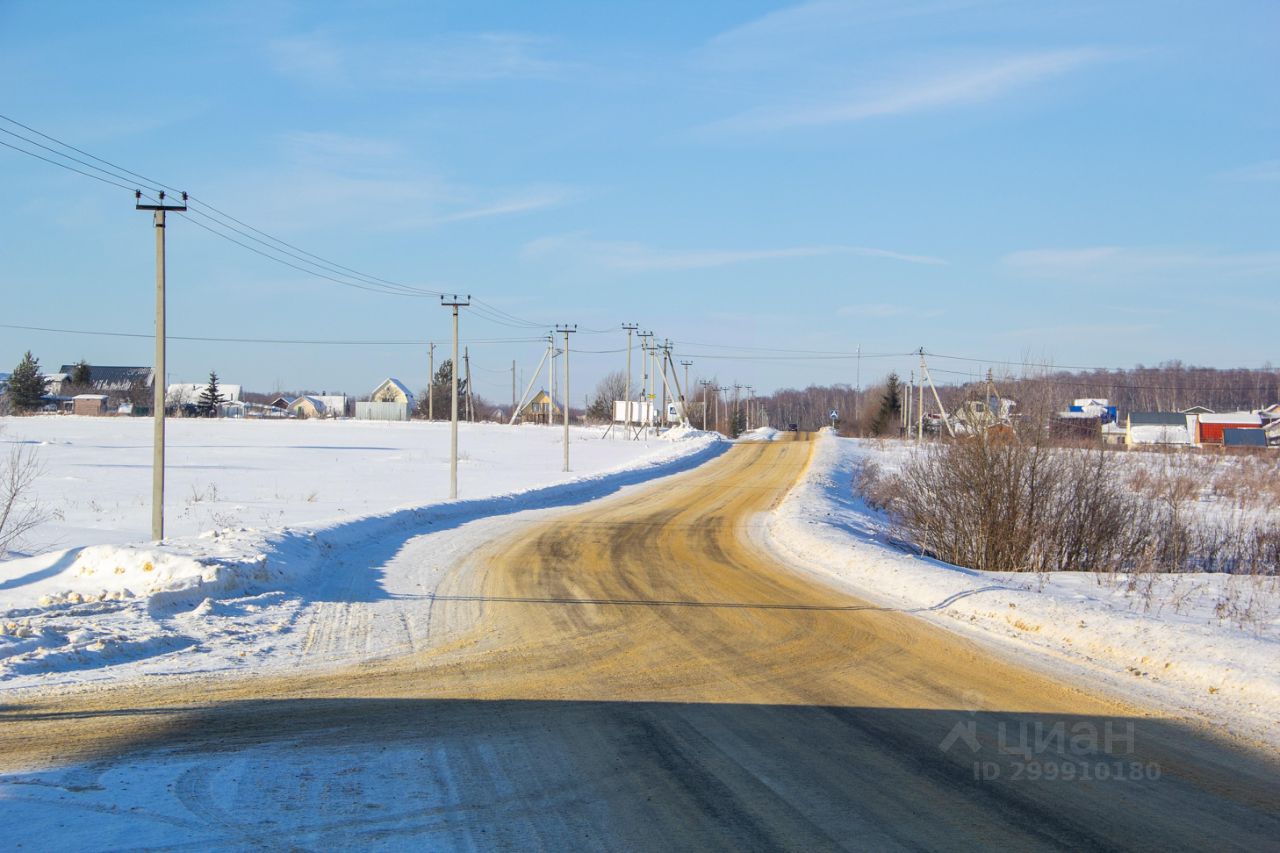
[759,362,1280,434]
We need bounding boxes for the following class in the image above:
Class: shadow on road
[3,697,1276,850]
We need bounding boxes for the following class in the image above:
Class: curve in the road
[1,437,1277,850]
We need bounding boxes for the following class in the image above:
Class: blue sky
[1,0,1277,401]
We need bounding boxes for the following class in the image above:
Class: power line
[0,137,137,192]
[925,350,1280,374]
[927,366,1278,394]
[0,322,543,347]
[675,351,907,361]
[0,115,572,326]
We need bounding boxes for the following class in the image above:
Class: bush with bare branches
[860,438,1278,575]
[0,432,47,559]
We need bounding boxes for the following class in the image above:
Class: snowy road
[2,437,1278,849]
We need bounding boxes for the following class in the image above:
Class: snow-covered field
[0,417,725,690]
[763,432,1280,749]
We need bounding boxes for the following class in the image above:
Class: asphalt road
[1,436,1277,850]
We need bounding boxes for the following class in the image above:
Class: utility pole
[622,323,638,440]
[556,325,577,471]
[135,189,186,541]
[717,386,728,434]
[464,347,474,422]
[905,372,913,437]
[746,385,755,431]
[511,359,516,417]
[917,351,926,442]
[544,334,554,426]
[855,343,861,431]
[638,331,654,437]
[441,294,470,499]
[919,348,955,438]
[680,359,693,426]
[428,342,435,421]
[700,380,712,431]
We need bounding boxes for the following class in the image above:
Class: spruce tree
[70,360,92,387]
[424,359,467,418]
[7,351,49,412]
[871,371,902,436]
[197,370,225,417]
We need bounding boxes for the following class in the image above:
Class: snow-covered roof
[72,394,108,400]
[373,378,414,400]
[58,365,153,391]
[166,383,243,403]
[291,395,325,411]
[1199,412,1262,426]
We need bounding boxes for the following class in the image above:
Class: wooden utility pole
[556,325,577,471]
[135,190,186,541]
[440,295,470,499]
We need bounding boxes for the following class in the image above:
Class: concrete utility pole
[428,342,435,421]
[680,360,693,425]
[855,343,861,430]
[464,347,474,422]
[700,380,712,431]
[917,350,926,443]
[544,334,554,425]
[717,386,729,434]
[638,331,654,437]
[511,359,516,416]
[622,323,638,440]
[746,385,755,431]
[556,325,577,471]
[441,295,470,499]
[135,190,186,541]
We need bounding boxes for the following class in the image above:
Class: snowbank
[0,424,726,688]
[763,431,1280,748]
[738,426,782,441]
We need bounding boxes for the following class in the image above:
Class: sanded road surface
[1,436,1277,850]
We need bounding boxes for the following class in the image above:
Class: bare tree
[0,431,47,558]
[586,371,628,423]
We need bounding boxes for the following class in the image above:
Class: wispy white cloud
[214,131,573,233]
[1002,246,1280,279]
[522,234,944,271]
[702,48,1115,133]
[1220,159,1280,182]
[999,322,1155,339]
[704,0,994,68]
[267,31,567,87]
[838,303,941,318]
